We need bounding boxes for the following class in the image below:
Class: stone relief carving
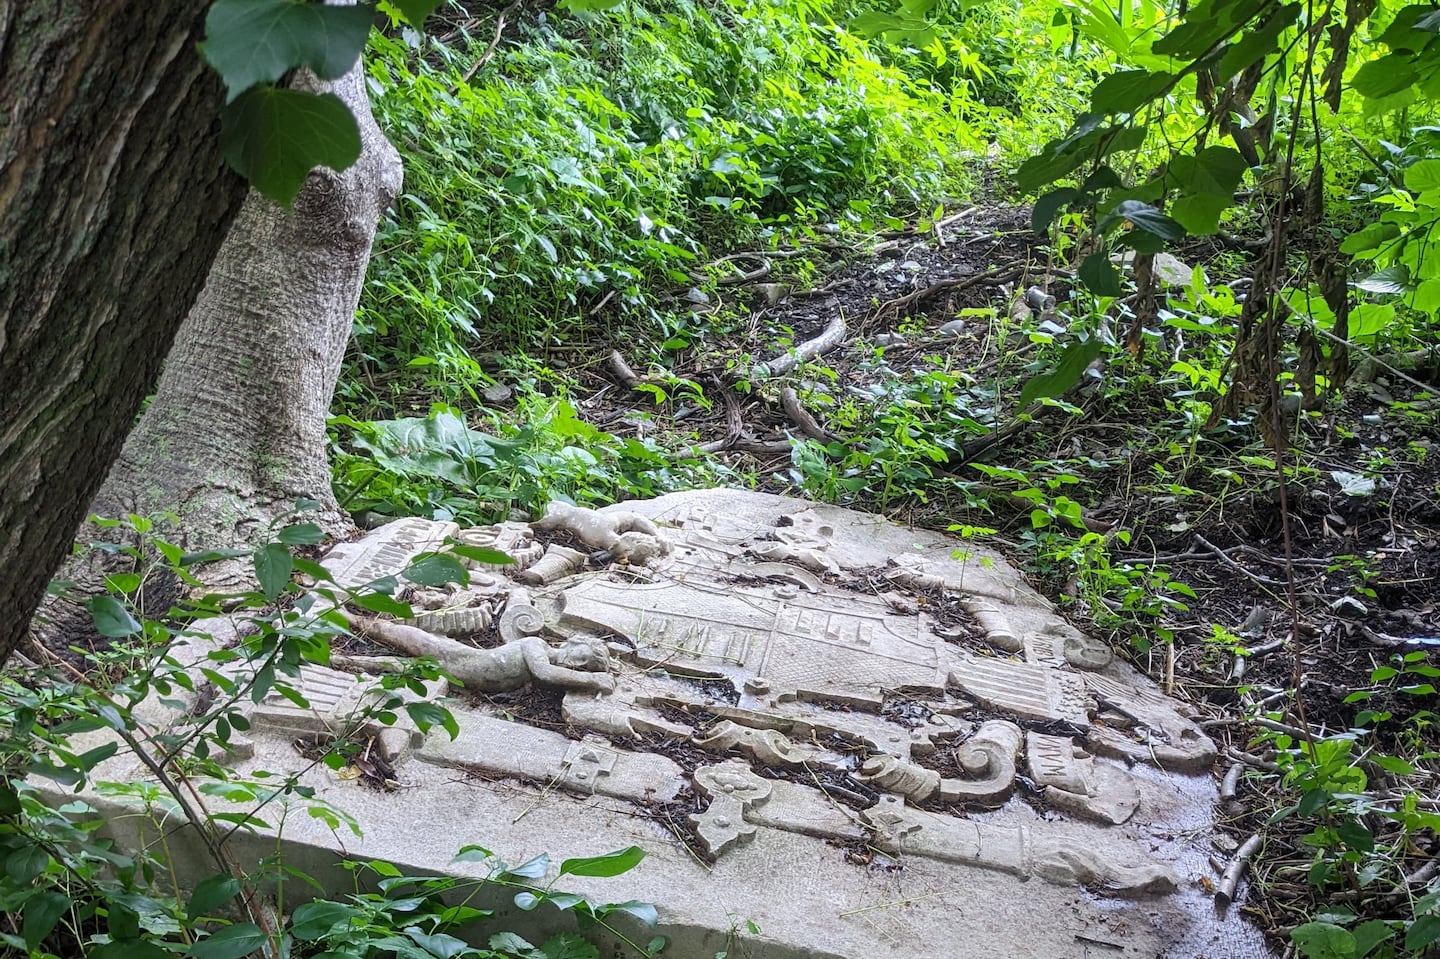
[320,490,1218,899]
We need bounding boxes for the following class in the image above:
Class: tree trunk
[100,62,402,549]
[0,2,247,669]
[31,60,404,651]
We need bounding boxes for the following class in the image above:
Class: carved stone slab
[322,517,459,589]
[557,577,946,706]
[58,490,1272,959]
[417,711,685,803]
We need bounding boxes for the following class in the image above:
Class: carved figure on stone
[859,795,1177,897]
[349,614,614,694]
[532,501,672,566]
[693,720,823,767]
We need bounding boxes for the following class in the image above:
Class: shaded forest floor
[474,205,1440,950]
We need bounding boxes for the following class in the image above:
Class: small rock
[481,383,513,403]
[684,287,711,305]
[937,319,967,337]
[1152,253,1194,287]
[1331,596,1368,617]
[753,282,788,306]
[900,260,924,272]
[875,332,907,347]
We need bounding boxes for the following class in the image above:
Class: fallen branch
[753,312,847,379]
[1215,832,1263,906]
[458,1,519,86]
[1193,533,1288,587]
[780,387,831,442]
[607,350,640,390]
[933,206,978,246]
[1219,762,1244,801]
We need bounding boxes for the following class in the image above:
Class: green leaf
[1351,920,1393,958]
[1355,265,1411,295]
[599,900,659,927]
[1032,188,1079,232]
[1404,158,1440,193]
[1016,116,1147,193]
[6,843,50,882]
[1408,278,1440,314]
[291,901,361,940]
[1090,70,1173,115]
[444,543,517,566]
[488,932,536,953]
[1102,200,1186,243]
[1335,818,1376,854]
[1216,3,1300,80]
[1018,339,1104,408]
[105,572,143,593]
[559,845,646,878]
[1407,915,1440,953]
[188,923,269,959]
[401,553,469,588]
[220,86,362,207]
[90,943,174,959]
[350,592,414,617]
[276,523,325,546]
[200,0,376,99]
[88,595,142,638]
[556,0,626,10]
[1292,922,1355,958]
[23,891,71,950]
[404,927,470,959]
[1170,192,1233,235]
[1353,57,1417,100]
[847,11,907,36]
[1170,146,1248,194]
[538,932,600,959]
[404,702,458,739]
[254,542,294,601]
[0,777,20,816]
[503,853,551,881]
[389,0,445,26]
[1340,222,1402,258]
[188,875,244,920]
[1078,252,1124,297]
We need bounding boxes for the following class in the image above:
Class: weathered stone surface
[323,517,458,588]
[43,489,1275,959]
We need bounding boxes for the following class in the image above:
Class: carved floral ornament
[288,492,1219,898]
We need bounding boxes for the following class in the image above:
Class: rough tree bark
[0,2,247,669]
[32,60,404,649]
